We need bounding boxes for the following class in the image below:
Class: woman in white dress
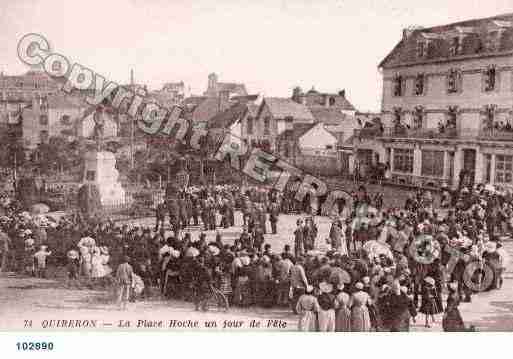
[350,282,372,331]
[335,283,352,331]
[91,247,107,279]
[296,285,319,331]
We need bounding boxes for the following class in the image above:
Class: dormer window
[416,41,427,58]
[414,73,425,96]
[484,65,497,92]
[449,37,461,56]
[485,30,501,52]
[447,69,462,94]
[393,75,404,97]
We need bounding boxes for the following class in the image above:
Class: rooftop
[264,97,314,122]
[380,12,513,68]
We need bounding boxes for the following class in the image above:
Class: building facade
[379,13,513,189]
[254,97,315,152]
[0,70,59,102]
[203,73,247,98]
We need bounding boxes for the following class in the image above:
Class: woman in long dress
[296,286,319,332]
[91,247,106,279]
[351,282,372,331]
[419,277,441,328]
[442,282,465,332]
[317,282,336,332]
[335,284,351,332]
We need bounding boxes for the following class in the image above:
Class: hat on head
[424,276,435,286]
[448,281,458,291]
[355,282,364,290]
[319,282,333,294]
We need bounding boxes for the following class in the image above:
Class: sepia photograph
[1,0,513,344]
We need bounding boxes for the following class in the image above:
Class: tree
[0,124,25,169]
[36,135,79,175]
[77,183,102,219]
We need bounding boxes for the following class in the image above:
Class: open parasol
[363,240,393,260]
[30,203,50,215]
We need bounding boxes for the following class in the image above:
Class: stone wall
[295,154,341,176]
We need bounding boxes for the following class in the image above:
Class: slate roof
[217,83,247,96]
[276,123,317,142]
[309,107,355,126]
[264,98,314,122]
[380,13,513,68]
[303,94,356,111]
[207,103,247,130]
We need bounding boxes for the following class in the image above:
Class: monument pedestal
[83,151,130,206]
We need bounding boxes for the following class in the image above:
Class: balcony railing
[381,127,513,142]
[478,129,513,141]
[381,126,458,139]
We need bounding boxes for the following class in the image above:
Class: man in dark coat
[269,202,280,235]
[387,281,417,331]
[155,202,166,232]
[192,256,212,311]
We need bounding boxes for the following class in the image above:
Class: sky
[1,0,512,111]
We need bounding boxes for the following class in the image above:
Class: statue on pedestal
[78,107,130,216]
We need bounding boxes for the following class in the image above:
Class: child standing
[33,245,52,278]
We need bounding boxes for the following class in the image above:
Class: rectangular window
[484,67,497,92]
[484,154,491,183]
[264,116,270,135]
[450,37,461,56]
[414,74,425,96]
[495,155,513,184]
[416,41,426,58]
[447,69,461,94]
[40,130,49,143]
[393,76,403,97]
[39,114,48,125]
[421,150,444,177]
[393,148,414,173]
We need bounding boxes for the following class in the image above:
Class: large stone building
[203,73,247,98]
[21,95,118,150]
[379,13,513,188]
[0,70,59,102]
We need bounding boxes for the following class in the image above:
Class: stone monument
[81,107,130,207]
[83,151,129,206]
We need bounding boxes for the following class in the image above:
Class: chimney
[292,86,303,104]
[403,28,414,41]
[338,89,346,98]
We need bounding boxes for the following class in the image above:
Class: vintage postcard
[1,0,513,340]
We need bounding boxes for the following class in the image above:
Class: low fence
[42,183,165,221]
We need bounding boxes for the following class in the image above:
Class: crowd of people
[0,179,511,331]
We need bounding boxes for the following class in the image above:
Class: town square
[1,1,513,335]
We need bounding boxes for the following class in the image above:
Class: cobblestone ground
[1,186,512,331]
